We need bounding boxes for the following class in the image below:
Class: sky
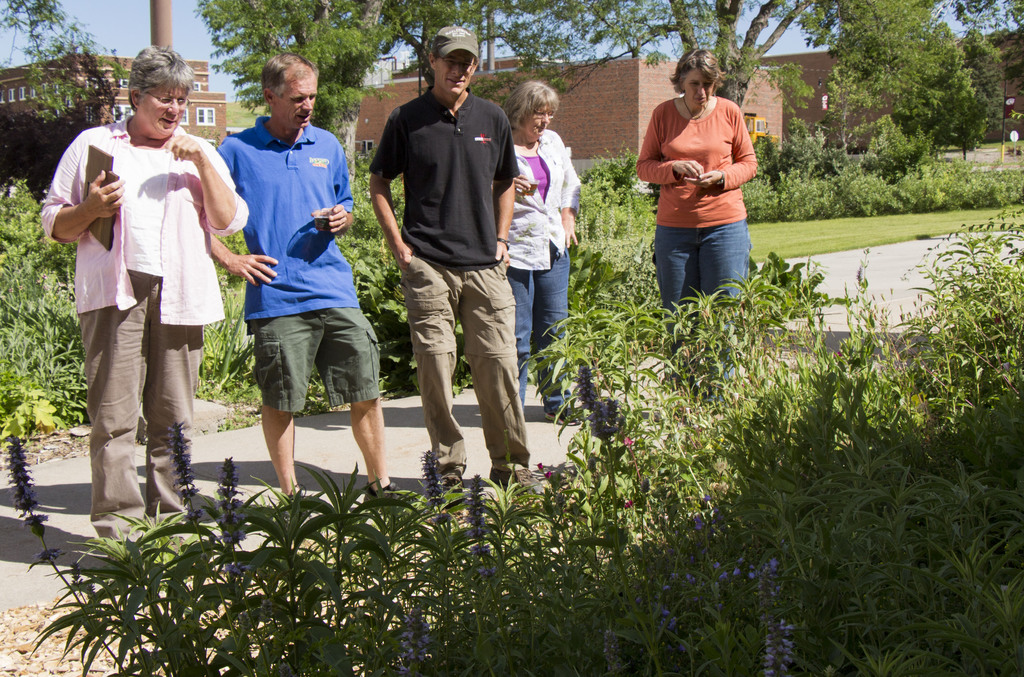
[2,0,820,101]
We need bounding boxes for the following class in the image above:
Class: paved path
[0,237,955,611]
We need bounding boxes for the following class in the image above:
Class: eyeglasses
[441,57,476,72]
[145,92,189,109]
[533,110,555,120]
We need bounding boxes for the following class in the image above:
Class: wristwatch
[497,237,510,246]
[716,172,725,186]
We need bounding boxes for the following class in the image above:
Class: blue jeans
[507,242,570,414]
[654,220,751,311]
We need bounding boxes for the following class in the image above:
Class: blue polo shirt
[218,117,359,320]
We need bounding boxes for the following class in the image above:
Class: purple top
[525,154,550,202]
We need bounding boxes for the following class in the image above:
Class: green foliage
[197,0,387,139]
[744,160,1022,224]
[0,258,86,429]
[766,120,851,184]
[19,211,1024,672]
[860,116,935,182]
[0,371,57,437]
[198,288,256,398]
[0,181,75,278]
[576,153,657,242]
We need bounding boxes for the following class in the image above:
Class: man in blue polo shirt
[213,53,390,496]
[369,26,540,494]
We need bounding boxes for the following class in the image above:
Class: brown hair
[669,49,722,94]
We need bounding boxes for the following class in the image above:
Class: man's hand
[391,241,413,270]
[314,204,353,236]
[495,240,510,266]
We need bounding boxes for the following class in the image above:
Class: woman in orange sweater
[637,49,757,311]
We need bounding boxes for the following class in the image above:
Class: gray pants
[79,270,202,538]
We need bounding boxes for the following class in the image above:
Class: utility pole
[151,0,173,48]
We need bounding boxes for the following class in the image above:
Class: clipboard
[84,145,119,250]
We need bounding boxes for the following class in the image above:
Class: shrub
[15,218,1024,673]
[0,258,87,428]
[861,116,935,183]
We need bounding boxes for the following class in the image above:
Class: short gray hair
[128,46,193,109]
[502,81,560,129]
[262,53,319,96]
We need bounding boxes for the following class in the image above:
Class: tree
[0,52,119,198]
[2,0,92,63]
[198,0,389,155]
[550,0,817,104]
[1,3,118,194]
[802,0,999,154]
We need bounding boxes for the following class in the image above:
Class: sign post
[1004,95,1016,163]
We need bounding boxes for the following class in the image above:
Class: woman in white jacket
[502,81,581,425]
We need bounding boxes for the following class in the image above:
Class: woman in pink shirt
[41,46,247,538]
[637,49,757,312]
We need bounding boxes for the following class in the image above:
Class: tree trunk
[716,74,750,106]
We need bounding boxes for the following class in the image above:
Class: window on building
[29,87,36,98]
[193,82,202,91]
[195,107,215,126]
[18,86,26,100]
[118,78,129,89]
[7,89,14,102]
[180,108,189,125]
[85,106,95,123]
[112,104,133,121]
[0,90,4,103]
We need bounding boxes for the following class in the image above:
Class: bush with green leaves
[12,215,1024,673]
[0,258,87,430]
[576,153,657,243]
[861,116,936,183]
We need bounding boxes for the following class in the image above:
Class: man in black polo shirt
[369,25,539,494]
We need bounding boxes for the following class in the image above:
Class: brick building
[356,57,783,168]
[0,56,228,142]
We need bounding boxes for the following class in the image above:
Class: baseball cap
[433,26,479,60]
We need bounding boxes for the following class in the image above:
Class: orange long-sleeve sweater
[637,97,757,229]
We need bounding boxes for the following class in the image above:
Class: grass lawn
[750,206,1020,260]
[226,100,260,129]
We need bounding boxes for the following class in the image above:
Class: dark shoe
[545,410,581,426]
[489,466,544,494]
[441,474,465,505]
[364,482,395,498]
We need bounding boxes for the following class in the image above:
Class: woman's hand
[683,170,726,188]
[165,135,208,166]
[83,170,125,218]
[512,174,535,196]
[671,160,704,181]
[561,208,578,248]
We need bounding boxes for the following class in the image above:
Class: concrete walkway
[0,237,955,612]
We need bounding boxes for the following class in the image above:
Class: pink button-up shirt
[41,121,248,325]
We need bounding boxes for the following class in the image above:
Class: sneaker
[489,466,544,494]
[545,410,581,426]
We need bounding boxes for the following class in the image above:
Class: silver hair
[128,46,194,110]
[502,80,560,129]
[262,53,319,96]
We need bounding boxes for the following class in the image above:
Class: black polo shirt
[370,89,518,271]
